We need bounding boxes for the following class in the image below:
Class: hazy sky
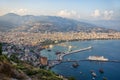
[0,0,120,20]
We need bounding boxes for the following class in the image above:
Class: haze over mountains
[0,13,118,33]
[80,19,120,31]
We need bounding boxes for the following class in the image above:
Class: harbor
[48,46,120,68]
[41,40,120,80]
[48,45,120,68]
[48,46,92,67]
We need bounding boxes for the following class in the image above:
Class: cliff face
[0,55,29,80]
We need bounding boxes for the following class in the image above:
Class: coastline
[0,32,120,46]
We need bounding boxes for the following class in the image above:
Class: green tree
[0,43,2,55]
[9,54,19,63]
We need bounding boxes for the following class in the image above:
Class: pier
[67,46,92,54]
[58,46,92,60]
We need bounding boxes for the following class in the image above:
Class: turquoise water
[41,40,120,80]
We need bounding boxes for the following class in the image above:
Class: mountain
[79,19,120,31]
[92,20,120,31]
[0,13,117,32]
[0,13,21,31]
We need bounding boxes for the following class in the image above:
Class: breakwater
[58,46,92,60]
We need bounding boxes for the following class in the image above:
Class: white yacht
[87,56,108,61]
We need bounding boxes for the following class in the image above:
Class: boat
[87,56,108,61]
[90,70,97,77]
[99,69,104,74]
[55,51,61,55]
[91,72,97,77]
[47,49,51,52]
[80,71,82,74]
[72,62,79,68]
[92,77,95,80]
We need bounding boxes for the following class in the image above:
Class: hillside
[0,54,66,80]
[0,13,117,33]
[0,43,65,80]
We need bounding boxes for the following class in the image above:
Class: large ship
[87,56,108,61]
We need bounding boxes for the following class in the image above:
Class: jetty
[58,46,92,60]
[67,46,92,54]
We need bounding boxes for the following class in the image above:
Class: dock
[58,46,92,60]
[67,46,92,54]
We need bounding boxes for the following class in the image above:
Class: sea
[40,40,120,80]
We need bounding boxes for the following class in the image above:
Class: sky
[0,0,120,20]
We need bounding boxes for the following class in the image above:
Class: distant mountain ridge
[0,13,117,32]
[79,19,120,31]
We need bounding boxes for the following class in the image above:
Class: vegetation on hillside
[0,54,65,80]
[0,54,29,80]
[0,43,66,80]
[0,43,2,55]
